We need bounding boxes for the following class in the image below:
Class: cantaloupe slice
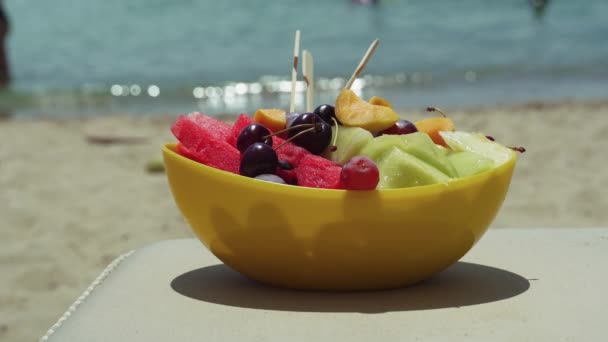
[335,89,399,132]
[414,117,455,147]
[253,108,286,133]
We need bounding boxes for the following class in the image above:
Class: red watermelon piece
[276,168,297,185]
[187,112,232,141]
[227,114,311,169]
[176,143,196,160]
[272,136,311,169]
[226,114,255,147]
[295,154,343,189]
[171,115,206,151]
[171,115,240,174]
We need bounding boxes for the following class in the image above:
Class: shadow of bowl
[170,261,530,313]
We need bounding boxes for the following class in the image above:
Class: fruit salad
[170,88,523,190]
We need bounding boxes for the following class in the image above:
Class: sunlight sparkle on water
[147,85,160,97]
[235,82,248,95]
[351,78,365,90]
[329,78,344,90]
[110,84,122,96]
[278,81,291,93]
[465,71,477,82]
[224,85,236,96]
[193,87,205,99]
[249,83,262,94]
[129,85,141,96]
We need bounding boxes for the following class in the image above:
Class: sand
[1,101,607,341]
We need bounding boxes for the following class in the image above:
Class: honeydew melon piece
[439,131,514,167]
[448,151,494,177]
[435,144,451,156]
[360,133,458,177]
[322,126,374,165]
[375,148,451,189]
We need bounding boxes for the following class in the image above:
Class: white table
[41,228,608,342]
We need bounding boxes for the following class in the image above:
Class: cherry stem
[273,126,317,151]
[263,123,317,139]
[426,107,447,118]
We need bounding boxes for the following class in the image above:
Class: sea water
[2,0,608,117]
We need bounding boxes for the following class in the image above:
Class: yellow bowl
[162,143,516,291]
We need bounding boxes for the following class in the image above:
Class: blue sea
[1,0,608,117]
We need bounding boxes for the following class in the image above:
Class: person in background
[0,1,10,88]
[351,0,379,5]
[530,0,551,18]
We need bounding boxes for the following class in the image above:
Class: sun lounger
[41,228,607,341]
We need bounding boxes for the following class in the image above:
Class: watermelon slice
[176,142,196,160]
[272,135,310,169]
[173,112,336,181]
[295,155,343,189]
[227,113,311,169]
[171,115,240,174]
[276,168,297,185]
[226,114,255,147]
[187,112,232,141]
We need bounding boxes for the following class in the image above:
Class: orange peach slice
[253,108,287,133]
[414,117,456,147]
[335,89,399,132]
[369,96,392,108]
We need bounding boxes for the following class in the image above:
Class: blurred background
[1,1,608,342]
[1,0,607,117]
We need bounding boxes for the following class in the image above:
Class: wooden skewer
[344,39,380,90]
[289,30,301,113]
[302,50,314,112]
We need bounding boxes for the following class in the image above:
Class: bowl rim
[162,142,516,197]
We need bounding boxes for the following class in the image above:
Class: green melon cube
[322,126,374,165]
[375,148,451,189]
[448,151,494,177]
[360,133,458,177]
[439,131,514,166]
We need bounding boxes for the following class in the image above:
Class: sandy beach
[1,101,607,341]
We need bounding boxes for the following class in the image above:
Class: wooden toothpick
[289,30,301,113]
[344,39,380,90]
[302,50,314,112]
